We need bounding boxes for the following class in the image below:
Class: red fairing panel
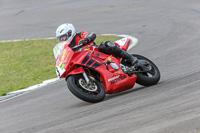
[68,67,84,75]
[91,55,137,94]
[106,74,137,94]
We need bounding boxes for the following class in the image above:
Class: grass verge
[0,36,119,96]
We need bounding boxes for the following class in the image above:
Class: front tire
[132,54,160,86]
[67,74,105,103]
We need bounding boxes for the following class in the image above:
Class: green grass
[0,36,119,96]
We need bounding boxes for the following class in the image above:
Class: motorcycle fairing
[92,55,137,94]
[78,51,137,94]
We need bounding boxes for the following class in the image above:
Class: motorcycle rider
[56,23,138,66]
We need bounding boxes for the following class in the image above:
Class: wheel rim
[78,78,98,92]
[138,60,157,78]
[74,75,101,95]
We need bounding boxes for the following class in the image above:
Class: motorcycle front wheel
[132,54,160,86]
[67,74,105,103]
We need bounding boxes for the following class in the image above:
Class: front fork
[82,71,90,84]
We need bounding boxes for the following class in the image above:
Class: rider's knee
[100,41,116,51]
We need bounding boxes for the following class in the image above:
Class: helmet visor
[57,30,72,42]
[59,35,69,42]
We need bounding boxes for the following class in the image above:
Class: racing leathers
[69,31,96,47]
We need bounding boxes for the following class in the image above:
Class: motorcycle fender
[66,67,85,78]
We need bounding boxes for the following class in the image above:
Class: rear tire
[132,54,160,86]
[67,74,105,103]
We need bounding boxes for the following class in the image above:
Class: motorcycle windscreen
[53,41,70,60]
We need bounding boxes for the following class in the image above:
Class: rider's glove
[79,38,89,46]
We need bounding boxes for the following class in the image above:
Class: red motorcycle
[53,37,160,103]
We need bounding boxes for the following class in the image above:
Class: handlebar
[72,42,95,51]
[72,43,83,50]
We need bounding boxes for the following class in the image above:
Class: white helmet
[56,23,76,42]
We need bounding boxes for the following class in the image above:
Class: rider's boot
[119,50,138,66]
[99,41,138,66]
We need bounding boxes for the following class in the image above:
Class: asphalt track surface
[1,0,200,133]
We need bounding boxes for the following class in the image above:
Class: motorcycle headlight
[110,63,119,70]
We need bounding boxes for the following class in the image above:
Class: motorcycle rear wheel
[132,54,160,86]
[67,74,105,103]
